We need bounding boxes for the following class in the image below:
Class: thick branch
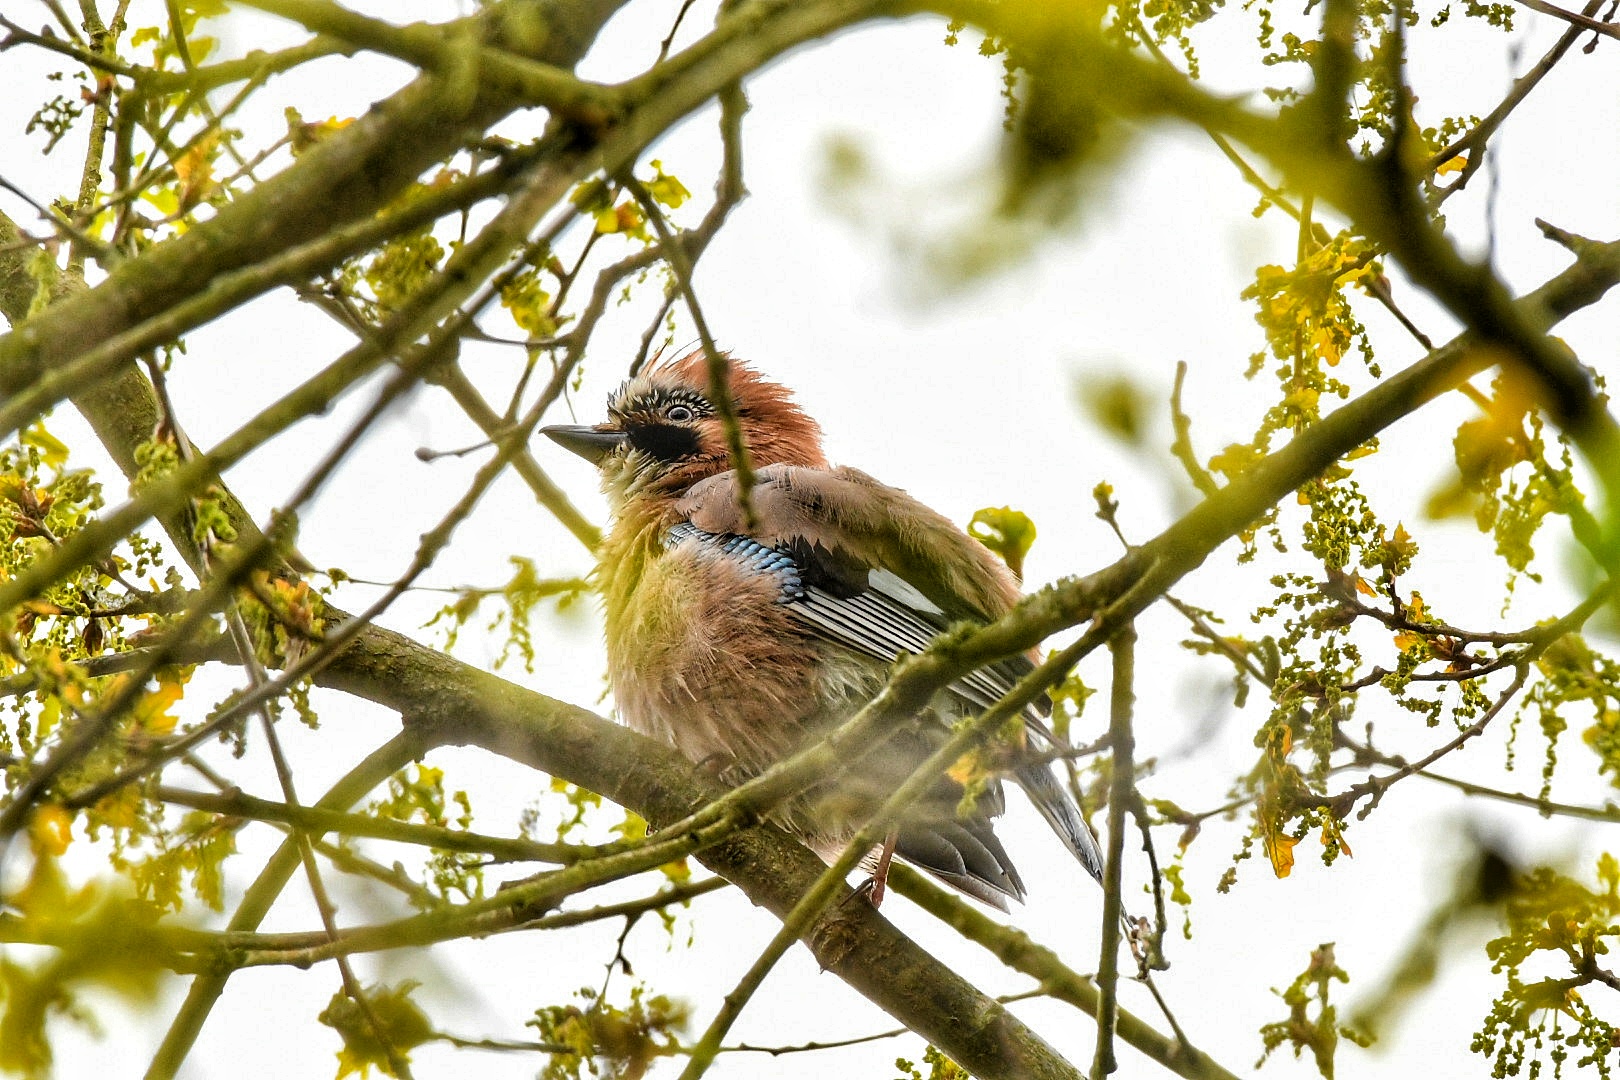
[323,622,1085,1080]
[236,0,622,111]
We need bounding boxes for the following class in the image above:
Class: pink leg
[866,830,900,908]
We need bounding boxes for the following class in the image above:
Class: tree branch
[1510,0,1620,36]
[148,733,422,1080]
[156,785,605,864]
[1093,625,1137,1078]
[236,0,622,113]
[890,865,1241,1080]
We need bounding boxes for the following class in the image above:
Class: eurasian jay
[543,351,1104,908]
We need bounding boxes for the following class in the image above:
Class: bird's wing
[676,464,1023,622]
[667,473,1107,888]
[897,817,1024,910]
[675,464,1044,706]
[662,522,1033,723]
[794,549,1048,724]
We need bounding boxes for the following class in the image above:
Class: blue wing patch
[664,522,805,602]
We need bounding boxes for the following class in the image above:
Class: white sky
[3,0,1618,1077]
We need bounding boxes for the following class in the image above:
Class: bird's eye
[665,404,695,422]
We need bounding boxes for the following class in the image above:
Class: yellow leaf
[30,805,73,856]
[321,982,434,1078]
[1265,828,1298,878]
[129,674,188,736]
[287,109,354,155]
[499,268,557,338]
[1267,724,1293,759]
[19,423,70,471]
[646,159,691,209]
[314,115,352,135]
[1436,153,1467,176]
[1310,327,1342,366]
[1284,384,1319,413]
[967,506,1037,577]
[614,812,649,841]
[947,747,989,787]
[36,695,62,740]
[141,186,179,217]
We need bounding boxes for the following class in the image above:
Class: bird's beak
[542,424,627,466]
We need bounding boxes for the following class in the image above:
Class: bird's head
[542,350,825,504]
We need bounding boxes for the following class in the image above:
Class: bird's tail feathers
[1017,764,1105,884]
[896,818,1026,910]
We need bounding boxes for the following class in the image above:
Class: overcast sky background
[3,0,1618,1076]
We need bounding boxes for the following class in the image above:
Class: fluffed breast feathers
[602,525,844,769]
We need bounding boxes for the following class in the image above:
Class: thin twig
[156,785,610,863]
[1325,664,1529,820]
[1092,624,1136,1079]
[889,865,1241,1080]
[624,172,756,527]
[1430,0,1608,199]
[1398,768,1620,822]
[0,13,141,76]
[656,0,701,63]
[148,734,425,1079]
[1511,0,1620,36]
[718,991,1048,1057]
[1168,363,1219,497]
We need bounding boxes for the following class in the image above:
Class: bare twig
[1323,665,1530,820]
[1168,363,1219,498]
[1431,0,1609,199]
[1092,625,1136,1079]
[157,785,607,863]
[1510,0,1620,36]
[624,171,756,526]
[890,865,1240,1080]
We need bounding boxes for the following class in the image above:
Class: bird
[542,350,1104,908]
